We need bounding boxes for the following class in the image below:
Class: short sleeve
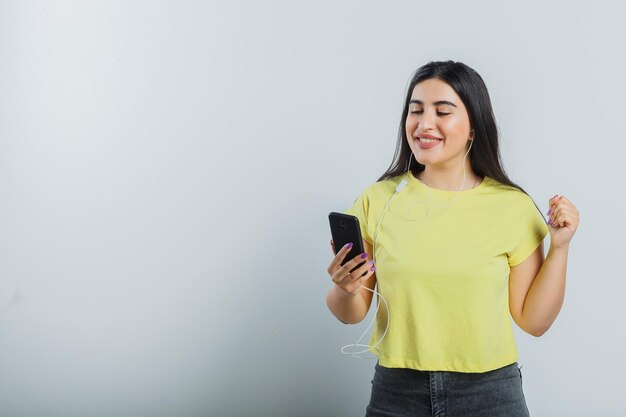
[344,189,373,244]
[508,196,549,266]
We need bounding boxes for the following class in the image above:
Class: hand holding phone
[327,212,376,295]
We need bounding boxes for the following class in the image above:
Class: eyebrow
[409,100,457,107]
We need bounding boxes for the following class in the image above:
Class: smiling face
[405,78,473,170]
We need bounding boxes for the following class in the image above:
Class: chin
[414,154,434,166]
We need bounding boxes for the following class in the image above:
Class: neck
[418,160,479,191]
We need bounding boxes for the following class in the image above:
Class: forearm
[521,244,569,336]
[326,285,369,324]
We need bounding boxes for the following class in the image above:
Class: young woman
[325,61,579,416]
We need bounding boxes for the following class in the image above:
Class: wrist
[334,284,360,298]
[549,242,570,253]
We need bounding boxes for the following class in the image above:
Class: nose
[417,109,437,131]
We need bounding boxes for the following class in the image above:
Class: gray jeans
[365,361,530,417]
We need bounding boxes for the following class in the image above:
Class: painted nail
[361,253,368,259]
[368,260,375,265]
[346,242,353,249]
[548,217,553,225]
[547,209,552,215]
[370,266,376,272]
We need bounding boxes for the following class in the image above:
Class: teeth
[419,138,439,143]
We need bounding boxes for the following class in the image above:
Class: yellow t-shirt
[345,173,548,373]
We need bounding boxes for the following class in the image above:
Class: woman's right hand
[327,240,375,296]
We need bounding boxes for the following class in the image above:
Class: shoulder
[345,175,404,223]
[354,175,405,202]
[481,177,544,224]
[483,177,535,205]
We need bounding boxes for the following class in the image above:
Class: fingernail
[553,194,559,199]
[360,253,368,259]
[370,266,376,272]
[547,209,552,215]
[368,260,375,265]
[346,243,353,249]
[548,217,553,225]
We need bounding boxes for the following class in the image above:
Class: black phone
[328,212,367,273]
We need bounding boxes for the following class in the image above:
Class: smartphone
[328,212,367,274]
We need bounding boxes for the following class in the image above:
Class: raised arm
[508,195,579,337]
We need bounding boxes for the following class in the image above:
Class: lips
[416,134,442,140]
[414,134,443,150]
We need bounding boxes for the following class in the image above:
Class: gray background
[1,0,624,416]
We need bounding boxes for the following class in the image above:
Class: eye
[409,110,450,116]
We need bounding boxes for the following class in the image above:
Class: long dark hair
[378,60,525,195]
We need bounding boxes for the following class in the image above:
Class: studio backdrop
[1,1,624,416]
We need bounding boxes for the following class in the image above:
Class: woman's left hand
[547,195,579,249]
